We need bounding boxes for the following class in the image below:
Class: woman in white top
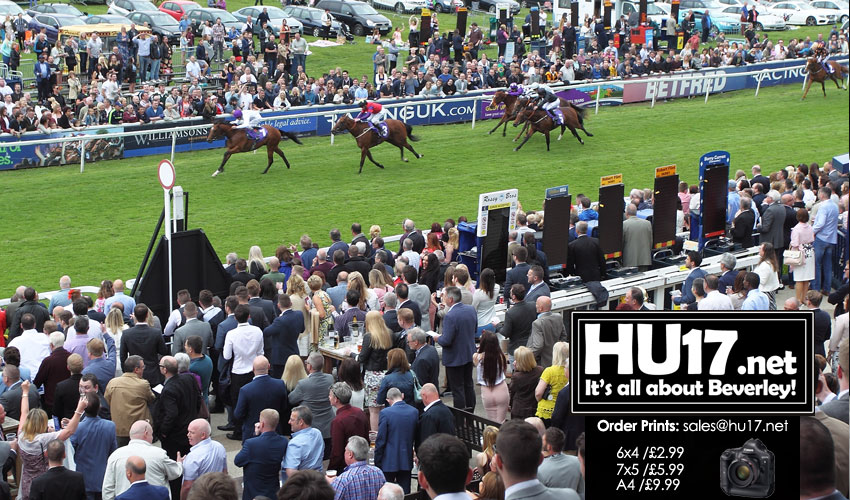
[472,268,500,339]
[789,208,815,305]
[754,242,781,310]
[472,331,509,423]
[348,271,379,312]
[104,308,128,375]
[828,296,849,372]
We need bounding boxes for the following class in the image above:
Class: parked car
[27,14,82,44]
[126,10,182,44]
[475,0,521,15]
[27,3,85,19]
[108,0,159,17]
[432,0,463,13]
[621,0,670,27]
[281,5,342,37]
[371,0,427,15]
[85,14,133,24]
[766,1,831,24]
[186,7,241,37]
[719,5,786,28]
[810,0,849,23]
[159,0,200,21]
[315,0,391,36]
[231,6,304,36]
[679,8,742,33]
[0,0,31,23]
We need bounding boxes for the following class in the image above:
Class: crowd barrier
[1,57,846,171]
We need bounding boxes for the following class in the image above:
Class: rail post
[704,73,710,104]
[754,71,763,97]
[330,113,336,145]
[170,130,177,163]
[471,97,477,129]
[651,80,657,109]
[595,84,602,114]
[79,138,86,173]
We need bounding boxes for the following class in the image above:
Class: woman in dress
[376,348,416,406]
[116,26,131,66]
[337,357,365,410]
[509,346,544,420]
[790,208,815,305]
[754,242,781,310]
[307,275,334,346]
[535,342,569,427]
[472,268,500,339]
[356,310,393,431]
[287,274,310,351]
[473,331,509,423]
[248,245,268,280]
[17,380,86,500]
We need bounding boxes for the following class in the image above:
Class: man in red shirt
[328,381,369,473]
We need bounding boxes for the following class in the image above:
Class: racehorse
[206,121,303,177]
[512,103,592,152]
[802,57,849,100]
[487,90,522,137]
[331,114,422,173]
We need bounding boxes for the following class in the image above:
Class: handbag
[411,371,423,403]
[783,247,804,266]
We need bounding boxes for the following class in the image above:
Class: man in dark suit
[800,416,848,500]
[224,253,238,276]
[232,259,255,286]
[382,292,401,334]
[344,245,372,283]
[673,251,707,309]
[399,219,425,254]
[234,408,289,500]
[120,305,168,387]
[351,223,372,259]
[808,291,834,358]
[215,297,239,430]
[750,165,771,196]
[234,356,288,442]
[500,285,537,356]
[562,19,577,58]
[29,439,86,500]
[417,434,473,500]
[0,365,40,420]
[235,287,271,333]
[732,197,757,248]
[51,354,84,421]
[435,287,477,411]
[375,388,419,493]
[263,294,304,379]
[152,356,200,462]
[524,265,551,305]
[566,222,606,284]
[718,253,738,294]
[115,456,170,500]
[504,246,531,304]
[8,287,49,340]
[415,383,454,450]
[247,280,277,325]
[409,328,440,389]
[396,283,422,328]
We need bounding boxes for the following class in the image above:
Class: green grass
[1,82,847,297]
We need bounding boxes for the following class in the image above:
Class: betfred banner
[571,311,817,498]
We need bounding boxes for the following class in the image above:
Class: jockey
[522,82,539,99]
[507,82,524,96]
[355,99,388,138]
[233,98,264,140]
[533,83,564,125]
[813,41,833,74]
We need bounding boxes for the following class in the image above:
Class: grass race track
[1,83,848,296]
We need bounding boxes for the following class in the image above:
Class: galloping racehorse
[802,57,849,99]
[487,90,523,137]
[512,103,592,151]
[206,121,303,177]
[332,114,422,173]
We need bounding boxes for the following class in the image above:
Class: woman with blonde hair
[356,310,393,431]
[248,245,268,280]
[347,271,379,312]
[369,224,382,242]
[508,346,543,420]
[17,380,86,499]
[444,227,460,262]
[105,308,128,375]
[287,274,310,351]
[282,354,308,392]
[475,425,499,478]
[535,342,569,426]
[476,471,505,500]
[368,269,393,310]
[307,274,334,343]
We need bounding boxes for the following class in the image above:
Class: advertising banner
[0,126,124,170]
[124,120,220,158]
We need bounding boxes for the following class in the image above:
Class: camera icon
[720,439,776,498]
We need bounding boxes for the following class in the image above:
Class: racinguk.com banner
[570,311,832,499]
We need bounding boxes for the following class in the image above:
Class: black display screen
[598,184,625,259]
[702,165,729,239]
[480,207,511,284]
[652,175,679,248]
[543,195,571,269]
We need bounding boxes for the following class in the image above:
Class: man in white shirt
[8,313,51,377]
[400,238,420,271]
[101,420,183,500]
[223,304,264,431]
[177,418,227,499]
[697,275,734,311]
[162,289,191,338]
[185,56,202,81]
[101,72,120,102]
[0,79,13,97]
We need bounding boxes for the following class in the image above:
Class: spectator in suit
[70,392,118,499]
[102,421,183,500]
[566,222,606,284]
[152,356,200,472]
[395,282,422,328]
[264,294,304,379]
[120,305,168,387]
[408,328,440,389]
[402,266,432,330]
[732,197,756,249]
[247,280,277,325]
[52,353,84,422]
[622,204,652,271]
[492,420,580,500]
[281,406,325,482]
[234,408,289,500]
[334,290,367,338]
[33,331,71,417]
[29,439,86,500]
[171,302,213,356]
[232,259,255,286]
[234,356,288,442]
[758,190,786,264]
[673,252,707,308]
[0,364,40,420]
[289,353,335,458]
[417,434,472,499]
[524,265,551,305]
[623,287,650,311]
[105,356,156,447]
[178,418,227,500]
[538,427,584,494]
[809,291,833,358]
[434,287,477,411]
[821,338,849,424]
[329,382,370,473]
[415,383,454,451]
[382,292,401,333]
[504,246,531,305]
[331,435,386,500]
[800,416,847,500]
[9,287,49,340]
[375,388,418,493]
[528,297,567,368]
[215,296,239,428]
[500,285,537,356]
[718,253,738,294]
[115,456,170,500]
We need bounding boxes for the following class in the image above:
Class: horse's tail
[404,122,420,142]
[280,129,303,145]
[568,102,587,124]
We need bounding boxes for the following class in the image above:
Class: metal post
[79,138,86,173]
[164,188,173,317]
[471,97,477,129]
[595,84,602,114]
[651,80,657,109]
[755,71,763,97]
[802,71,808,91]
[704,73,710,104]
[330,114,335,145]
[170,130,177,163]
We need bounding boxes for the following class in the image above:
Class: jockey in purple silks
[233,98,264,141]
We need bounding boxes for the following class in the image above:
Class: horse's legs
[832,75,842,89]
[262,146,275,174]
[513,128,535,151]
[581,124,594,137]
[364,148,384,170]
[513,122,529,142]
[821,81,827,97]
[802,79,814,100]
[570,126,583,144]
[544,131,550,151]
[399,145,407,162]
[502,119,509,137]
[557,124,565,141]
[488,117,504,135]
[212,150,233,177]
[402,141,421,159]
[359,149,367,174]
[274,146,291,169]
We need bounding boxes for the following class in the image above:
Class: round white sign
[158,159,175,190]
